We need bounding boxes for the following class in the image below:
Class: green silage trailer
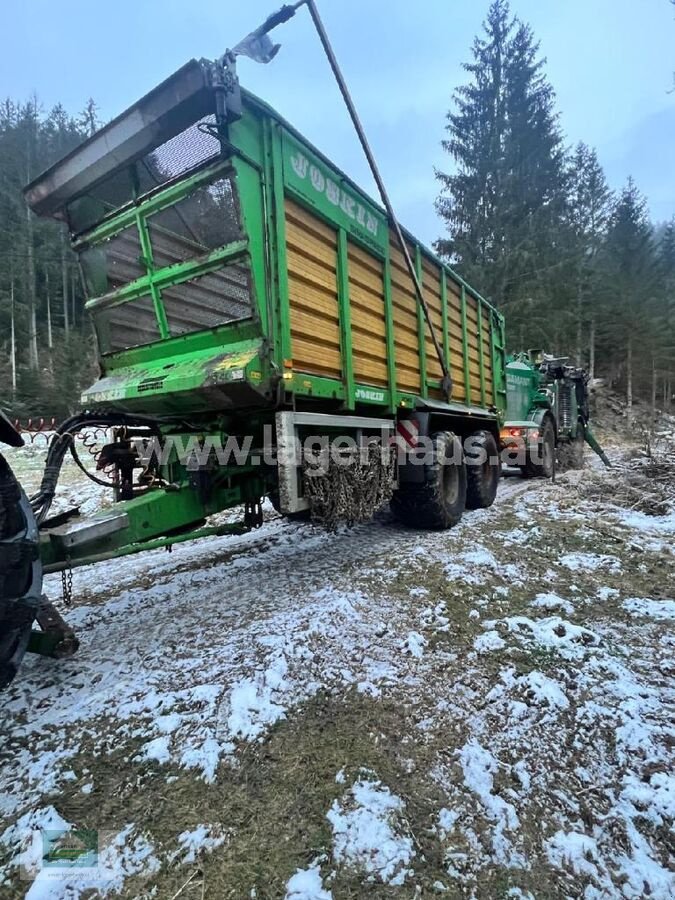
[2,45,507,685]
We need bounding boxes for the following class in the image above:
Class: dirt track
[0,449,673,899]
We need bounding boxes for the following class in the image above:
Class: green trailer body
[22,57,507,573]
[26,59,505,423]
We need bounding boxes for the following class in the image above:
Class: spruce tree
[435,0,566,336]
[603,179,657,413]
[566,143,613,372]
[656,219,675,408]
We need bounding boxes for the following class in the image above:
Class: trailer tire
[465,430,500,509]
[520,419,555,479]
[0,452,41,691]
[391,431,466,529]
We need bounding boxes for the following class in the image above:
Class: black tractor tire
[0,452,41,691]
[391,431,467,529]
[520,419,555,479]
[0,456,24,540]
[0,601,34,691]
[465,430,501,510]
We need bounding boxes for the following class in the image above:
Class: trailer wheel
[0,453,41,690]
[391,431,467,529]
[465,430,500,509]
[520,419,555,479]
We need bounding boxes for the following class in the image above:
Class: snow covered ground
[0,446,673,898]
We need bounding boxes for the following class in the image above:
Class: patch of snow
[473,631,505,653]
[622,597,675,621]
[559,552,621,573]
[512,761,531,793]
[437,808,459,836]
[502,615,599,659]
[614,508,675,534]
[137,736,171,765]
[486,667,569,722]
[402,631,427,658]
[596,586,620,602]
[419,604,450,633]
[285,866,332,900]
[227,653,289,742]
[2,816,160,900]
[519,670,569,710]
[327,779,414,885]
[545,829,604,879]
[444,545,524,586]
[457,740,522,866]
[530,592,574,615]
[0,806,72,879]
[175,825,226,864]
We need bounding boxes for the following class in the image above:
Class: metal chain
[302,441,395,531]
[61,559,73,607]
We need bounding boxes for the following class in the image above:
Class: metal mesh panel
[147,175,241,268]
[161,262,252,336]
[80,225,145,297]
[67,169,136,234]
[141,115,219,187]
[67,115,220,235]
[98,296,160,353]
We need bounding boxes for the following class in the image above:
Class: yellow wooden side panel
[445,280,466,402]
[348,242,388,386]
[420,259,445,401]
[444,274,495,404]
[481,305,494,402]
[285,198,342,379]
[390,238,422,394]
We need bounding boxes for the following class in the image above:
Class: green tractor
[500,351,611,478]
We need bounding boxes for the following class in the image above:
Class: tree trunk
[626,336,633,418]
[589,315,596,381]
[71,270,77,328]
[651,357,657,419]
[10,280,17,396]
[46,269,53,350]
[61,229,70,336]
[575,279,583,366]
[25,116,39,371]
[26,205,39,370]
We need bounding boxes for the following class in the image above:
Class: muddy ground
[0,438,673,899]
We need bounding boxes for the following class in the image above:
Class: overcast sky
[4,0,673,244]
